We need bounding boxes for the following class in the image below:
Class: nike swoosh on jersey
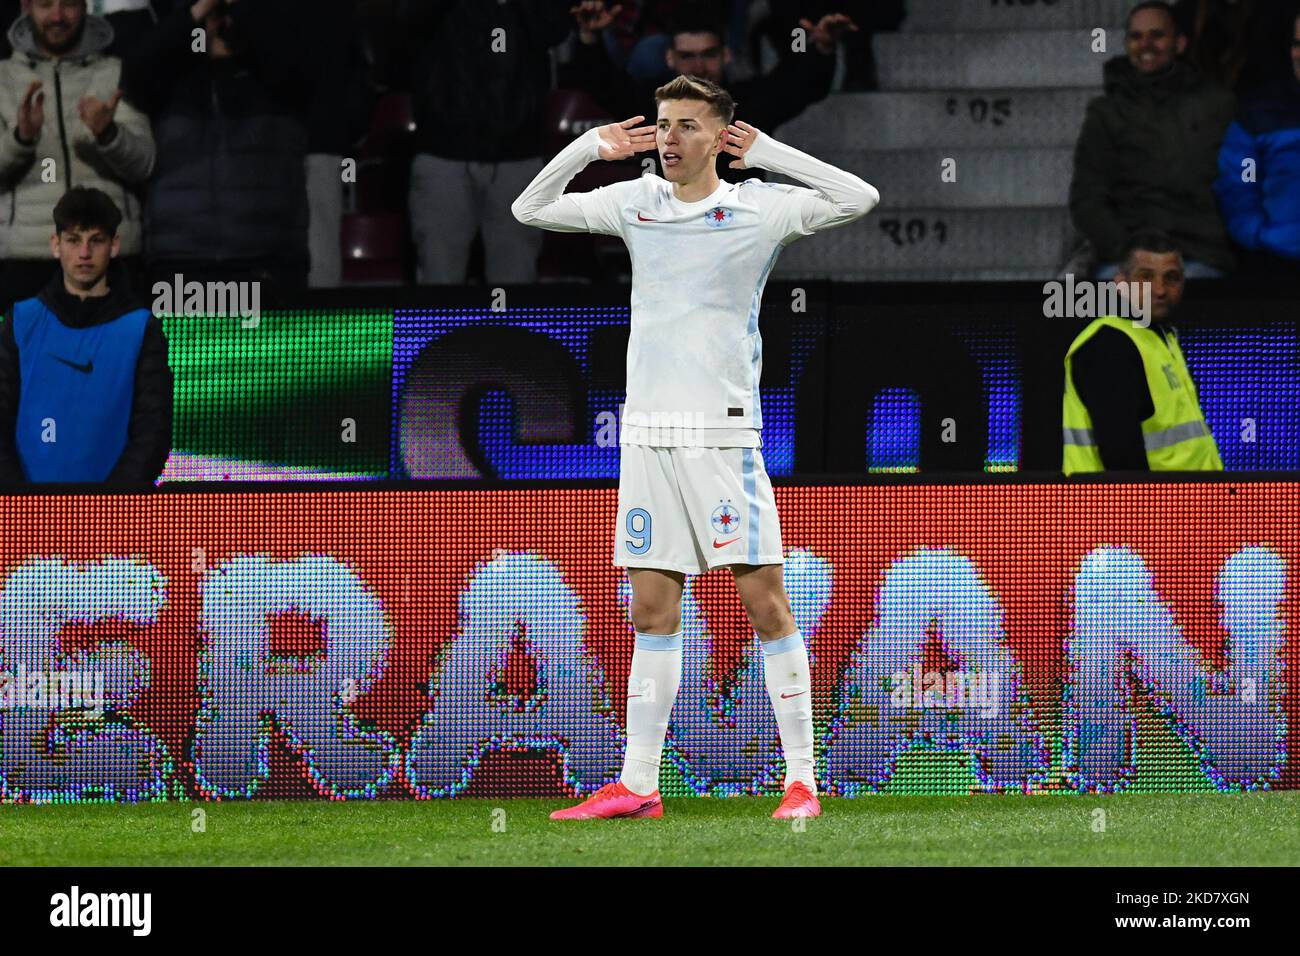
[713,538,740,548]
[53,355,93,373]
[636,212,659,221]
[780,691,806,699]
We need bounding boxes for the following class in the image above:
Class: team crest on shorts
[704,206,733,227]
[711,500,741,533]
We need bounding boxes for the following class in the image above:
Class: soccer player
[511,74,879,819]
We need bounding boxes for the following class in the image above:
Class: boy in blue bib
[0,186,171,484]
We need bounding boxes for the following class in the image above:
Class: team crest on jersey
[711,501,741,533]
[704,206,734,227]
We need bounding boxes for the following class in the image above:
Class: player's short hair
[654,74,736,126]
[52,186,122,237]
[1126,1,1180,33]
[1120,229,1183,271]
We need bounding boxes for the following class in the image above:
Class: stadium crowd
[0,0,1297,485]
[0,0,1293,293]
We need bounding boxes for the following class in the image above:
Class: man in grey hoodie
[0,0,155,309]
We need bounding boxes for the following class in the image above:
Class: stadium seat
[350,93,417,215]
[359,92,416,158]
[340,212,408,284]
[546,88,615,154]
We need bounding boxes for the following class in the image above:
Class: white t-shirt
[511,126,879,446]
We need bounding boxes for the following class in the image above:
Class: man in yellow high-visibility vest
[1062,230,1223,474]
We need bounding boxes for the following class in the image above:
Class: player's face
[51,225,118,291]
[656,100,724,182]
[667,31,729,84]
[1125,7,1185,75]
[1117,250,1184,322]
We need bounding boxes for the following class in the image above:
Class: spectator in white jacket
[0,0,155,309]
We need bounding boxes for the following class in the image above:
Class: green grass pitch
[2,792,1297,866]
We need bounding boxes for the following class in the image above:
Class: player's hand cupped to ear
[722,120,761,169]
[595,115,657,162]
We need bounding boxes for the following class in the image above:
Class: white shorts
[613,444,784,575]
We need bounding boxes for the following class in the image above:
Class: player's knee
[743,594,794,637]
[629,597,680,635]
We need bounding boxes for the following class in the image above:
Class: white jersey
[511,125,879,444]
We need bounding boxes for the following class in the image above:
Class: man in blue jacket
[0,185,171,484]
[1214,9,1300,277]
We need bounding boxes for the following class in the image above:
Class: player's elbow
[833,181,880,224]
[855,181,880,217]
[511,193,545,226]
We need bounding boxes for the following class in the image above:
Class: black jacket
[1069,56,1237,269]
[0,262,172,484]
[407,0,574,161]
[121,0,371,155]
[126,0,313,266]
[146,60,309,266]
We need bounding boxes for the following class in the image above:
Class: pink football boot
[772,781,821,819]
[550,781,664,820]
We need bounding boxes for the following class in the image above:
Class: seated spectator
[1213,7,1300,276]
[129,0,314,295]
[0,186,172,484]
[0,0,155,310]
[1062,231,1223,474]
[405,0,572,285]
[563,1,859,184]
[1069,2,1237,278]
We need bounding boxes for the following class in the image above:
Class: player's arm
[724,120,879,240]
[510,116,656,235]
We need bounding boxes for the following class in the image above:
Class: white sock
[619,630,683,796]
[761,630,816,793]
